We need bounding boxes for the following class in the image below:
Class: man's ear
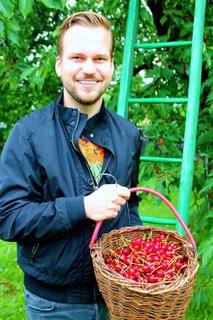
[55,56,62,77]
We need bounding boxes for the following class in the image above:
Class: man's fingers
[114,196,126,206]
[116,186,130,200]
[84,184,130,221]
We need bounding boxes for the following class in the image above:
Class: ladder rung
[140,156,182,163]
[141,216,177,225]
[128,98,188,104]
[135,41,192,49]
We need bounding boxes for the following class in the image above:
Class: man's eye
[95,57,106,62]
[71,56,83,61]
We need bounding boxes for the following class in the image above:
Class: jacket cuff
[64,196,87,228]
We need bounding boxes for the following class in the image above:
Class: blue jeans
[24,289,109,320]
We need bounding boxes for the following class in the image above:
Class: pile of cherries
[104,233,188,284]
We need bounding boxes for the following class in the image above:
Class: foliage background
[0,0,212,319]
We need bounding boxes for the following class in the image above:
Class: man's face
[55,25,114,112]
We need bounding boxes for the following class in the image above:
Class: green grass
[138,187,180,231]
[0,241,26,320]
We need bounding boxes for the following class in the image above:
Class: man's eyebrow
[67,52,110,58]
[68,52,85,56]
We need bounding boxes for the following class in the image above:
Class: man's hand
[84,184,130,221]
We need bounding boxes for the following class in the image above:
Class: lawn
[0,241,25,320]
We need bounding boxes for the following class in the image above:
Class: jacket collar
[54,92,106,125]
[53,93,114,154]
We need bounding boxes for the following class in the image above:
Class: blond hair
[57,11,115,57]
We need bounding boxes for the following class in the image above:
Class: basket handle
[89,187,196,248]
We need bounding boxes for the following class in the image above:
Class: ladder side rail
[117,0,140,118]
[176,0,207,233]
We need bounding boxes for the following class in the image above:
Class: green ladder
[117,0,207,233]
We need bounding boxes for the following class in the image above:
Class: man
[0,11,141,320]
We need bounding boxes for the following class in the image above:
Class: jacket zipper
[99,154,112,183]
[70,109,97,191]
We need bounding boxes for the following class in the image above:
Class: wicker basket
[91,226,198,320]
[90,188,199,320]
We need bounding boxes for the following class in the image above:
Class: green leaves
[0,21,4,38]
[38,0,67,9]
[0,0,68,43]
[199,175,213,197]
[199,232,213,266]
[5,19,21,44]
[19,0,34,19]
[0,0,67,21]
[0,0,13,18]
[20,66,37,80]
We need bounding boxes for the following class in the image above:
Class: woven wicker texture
[91,226,199,320]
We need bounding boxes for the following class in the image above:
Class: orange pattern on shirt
[79,135,105,183]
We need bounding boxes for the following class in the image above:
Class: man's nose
[82,58,96,74]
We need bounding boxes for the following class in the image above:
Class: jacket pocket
[28,231,88,282]
[29,242,40,265]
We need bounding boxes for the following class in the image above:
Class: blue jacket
[0,95,142,303]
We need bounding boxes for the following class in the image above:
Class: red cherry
[142,264,149,272]
[165,272,173,280]
[124,256,132,265]
[114,263,122,272]
[148,264,156,273]
[131,243,141,251]
[155,269,164,277]
[147,274,156,283]
[119,253,127,262]
[174,261,182,269]
[123,246,131,255]
[119,270,127,278]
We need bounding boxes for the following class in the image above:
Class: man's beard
[65,85,104,106]
[61,75,109,107]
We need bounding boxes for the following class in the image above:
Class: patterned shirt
[79,134,105,184]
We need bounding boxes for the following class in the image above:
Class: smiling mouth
[78,80,100,86]
[79,80,97,84]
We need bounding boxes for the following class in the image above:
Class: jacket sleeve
[128,129,142,226]
[0,122,87,243]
